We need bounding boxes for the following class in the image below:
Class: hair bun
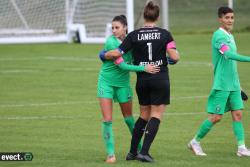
[147,1,155,9]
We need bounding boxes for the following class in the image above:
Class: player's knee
[122,111,132,118]
[232,110,242,121]
[210,115,222,123]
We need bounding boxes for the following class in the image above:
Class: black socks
[140,117,160,155]
[129,117,148,154]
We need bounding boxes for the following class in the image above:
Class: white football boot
[237,147,250,157]
[188,139,207,156]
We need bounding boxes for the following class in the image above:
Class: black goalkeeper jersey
[119,26,174,80]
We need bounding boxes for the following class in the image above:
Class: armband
[99,50,107,61]
[219,44,230,54]
[114,57,124,65]
[166,41,176,49]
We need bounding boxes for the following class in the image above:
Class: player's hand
[99,50,107,62]
[167,57,177,65]
[144,64,160,74]
[241,90,248,101]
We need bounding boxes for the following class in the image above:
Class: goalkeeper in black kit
[103,0,180,162]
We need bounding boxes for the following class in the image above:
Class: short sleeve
[104,36,119,51]
[214,36,228,50]
[165,31,176,49]
[119,32,133,54]
[166,31,174,45]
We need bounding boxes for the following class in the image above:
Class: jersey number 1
[147,42,152,61]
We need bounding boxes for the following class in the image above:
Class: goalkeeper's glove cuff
[167,57,177,65]
[117,48,124,54]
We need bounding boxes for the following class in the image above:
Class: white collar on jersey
[117,38,122,44]
[114,35,122,43]
[219,27,231,35]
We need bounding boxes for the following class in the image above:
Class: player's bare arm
[104,49,122,60]
[167,48,180,63]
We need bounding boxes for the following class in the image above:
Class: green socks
[195,119,213,142]
[194,119,245,147]
[124,116,135,135]
[232,121,245,146]
[102,121,114,156]
[124,116,142,151]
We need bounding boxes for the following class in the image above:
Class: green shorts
[207,89,244,115]
[97,80,133,103]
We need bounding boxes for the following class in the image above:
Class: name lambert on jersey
[139,59,163,66]
[138,32,161,41]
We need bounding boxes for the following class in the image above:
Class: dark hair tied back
[143,1,159,22]
[112,15,127,27]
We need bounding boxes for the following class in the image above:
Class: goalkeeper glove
[167,57,177,65]
[241,90,248,101]
[99,50,107,62]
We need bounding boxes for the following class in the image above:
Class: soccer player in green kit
[98,15,159,163]
[188,6,250,157]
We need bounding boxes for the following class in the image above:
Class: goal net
[0,0,132,44]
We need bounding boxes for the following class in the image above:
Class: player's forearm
[104,49,122,60]
[118,62,145,72]
[225,51,250,62]
[167,48,180,63]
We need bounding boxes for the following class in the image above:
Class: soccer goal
[0,0,134,44]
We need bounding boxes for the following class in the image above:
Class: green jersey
[211,28,240,91]
[99,35,143,87]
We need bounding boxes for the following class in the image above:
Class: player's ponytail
[143,1,159,22]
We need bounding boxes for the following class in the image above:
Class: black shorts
[136,79,170,105]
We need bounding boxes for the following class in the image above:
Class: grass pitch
[0,32,250,167]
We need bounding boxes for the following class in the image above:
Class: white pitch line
[165,112,205,116]
[0,112,205,120]
[0,95,207,108]
[0,101,85,108]
[0,115,76,120]
[179,61,212,66]
[45,56,97,61]
[172,95,207,100]
[0,58,40,61]
[0,69,38,73]
[0,57,212,65]
[62,68,84,72]
[0,68,98,74]
[133,111,205,117]
[0,56,97,62]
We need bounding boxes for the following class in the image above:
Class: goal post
[0,0,237,44]
[0,0,134,44]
